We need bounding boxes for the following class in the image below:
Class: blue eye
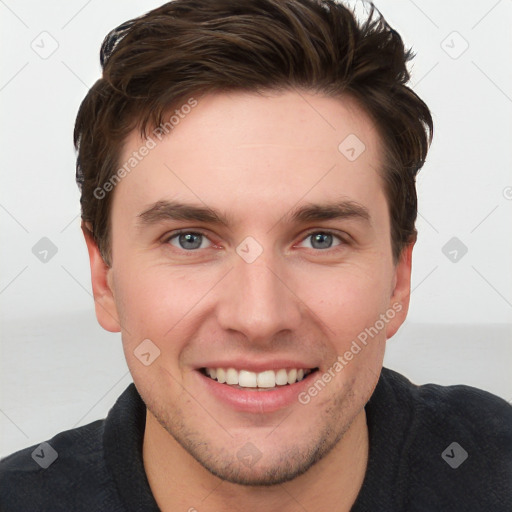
[167,232,212,251]
[163,229,347,254]
[299,231,344,250]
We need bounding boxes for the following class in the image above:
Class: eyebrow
[137,199,371,228]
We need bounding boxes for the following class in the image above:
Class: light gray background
[1,0,511,457]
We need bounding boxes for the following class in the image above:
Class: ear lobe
[386,242,414,340]
[82,222,121,333]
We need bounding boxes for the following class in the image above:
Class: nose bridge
[217,246,302,342]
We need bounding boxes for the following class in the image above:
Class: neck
[142,408,369,512]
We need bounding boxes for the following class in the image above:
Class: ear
[82,222,121,333]
[385,241,414,340]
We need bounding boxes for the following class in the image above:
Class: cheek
[113,266,205,387]
[302,262,392,337]
[112,261,222,352]
[299,266,390,404]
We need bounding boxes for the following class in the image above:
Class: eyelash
[162,229,350,253]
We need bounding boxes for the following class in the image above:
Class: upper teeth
[205,368,311,388]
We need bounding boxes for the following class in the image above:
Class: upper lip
[196,359,319,373]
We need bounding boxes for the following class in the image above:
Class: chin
[188,440,335,487]
[154,404,351,488]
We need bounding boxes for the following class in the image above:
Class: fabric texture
[1,367,511,511]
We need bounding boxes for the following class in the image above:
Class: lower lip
[195,369,318,413]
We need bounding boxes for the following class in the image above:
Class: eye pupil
[179,233,202,250]
[311,232,332,249]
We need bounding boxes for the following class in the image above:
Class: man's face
[88,90,411,485]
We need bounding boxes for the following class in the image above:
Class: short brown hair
[74,0,433,265]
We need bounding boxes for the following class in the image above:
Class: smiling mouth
[199,367,319,390]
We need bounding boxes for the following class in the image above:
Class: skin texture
[84,89,413,511]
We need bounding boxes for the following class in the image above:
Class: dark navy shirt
[1,367,511,511]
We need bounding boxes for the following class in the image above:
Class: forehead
[114,90,385,221]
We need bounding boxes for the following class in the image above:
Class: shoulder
[0,419,122,511]
[383,367,512,444]
[380,368,512,510]
[381,366,512,431]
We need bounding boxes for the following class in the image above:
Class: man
[1,0,511,510]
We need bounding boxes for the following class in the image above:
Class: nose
[216,248,303,345]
